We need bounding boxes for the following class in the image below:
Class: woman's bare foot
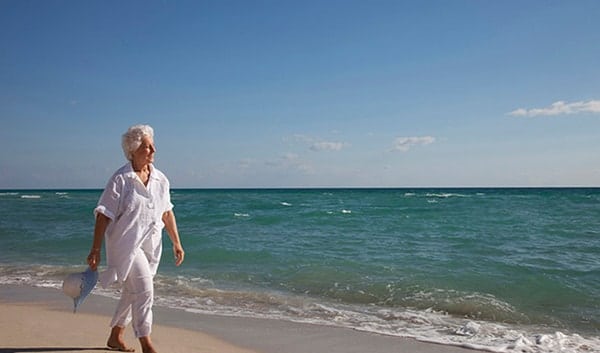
[107,326,135,352]
[139,336,157,353]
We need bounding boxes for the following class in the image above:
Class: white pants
[110,248,154,338]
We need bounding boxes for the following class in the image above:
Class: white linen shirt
[95,163,173,288]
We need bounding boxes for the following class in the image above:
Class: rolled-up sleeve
[161,179,174,214]
[94,176,122,220]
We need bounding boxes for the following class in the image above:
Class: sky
[1,0,600,189]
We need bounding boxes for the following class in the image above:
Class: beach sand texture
[0,285,481,353]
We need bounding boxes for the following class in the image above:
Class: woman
[87,124,185,353]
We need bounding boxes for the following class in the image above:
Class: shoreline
[0,284,482,353]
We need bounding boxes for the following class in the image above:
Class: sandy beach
[0,284,483,353]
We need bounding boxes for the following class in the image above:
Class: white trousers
[110,248,154,338]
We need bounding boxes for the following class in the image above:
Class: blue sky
[1,0,600,188]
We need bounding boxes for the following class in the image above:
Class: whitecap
[21,195,41,199]
[341,209,352,214]
[234,213,250,217]
[280,202,292,206]
[425,193,468,198]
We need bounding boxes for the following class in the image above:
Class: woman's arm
[162,210,185,266]
[87,213,110,271]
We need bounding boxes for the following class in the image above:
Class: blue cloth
[73,267,98,312]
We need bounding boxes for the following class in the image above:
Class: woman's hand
[173,244,185,266]
[87,248,101,271]
[88,213,109,271]
[163,210,184,267]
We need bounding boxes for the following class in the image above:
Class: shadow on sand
[0,348,107,353]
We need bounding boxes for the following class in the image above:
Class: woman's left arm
[162,210,185,266]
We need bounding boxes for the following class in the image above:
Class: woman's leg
[139,336,157,353]
[108,277,134,351]
[107,325,135,352]
[110,293,133,329]
[127,249,154,338]
[127,249,156,353]
[107,248,154,352]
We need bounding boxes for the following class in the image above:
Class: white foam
[455,321,480,336]
[21,195,41,199]
[234,213,250,217]
[425,193,468,198]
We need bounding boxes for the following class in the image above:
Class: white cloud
[290,134,348,152]
[391,136,435,152]
[290,134,313,144]
[238,158,256,169]
[265,153,314,174]
[281,153,300,162]
[508,100,600,117]
[310,141,346,151]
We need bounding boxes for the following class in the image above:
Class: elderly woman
[87,124,185,353]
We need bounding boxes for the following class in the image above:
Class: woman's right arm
[87,213,110,271]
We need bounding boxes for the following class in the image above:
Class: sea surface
[1,188,600,352]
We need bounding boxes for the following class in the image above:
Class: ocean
[1,188,599,352]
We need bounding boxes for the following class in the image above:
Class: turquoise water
[1,188,600,352]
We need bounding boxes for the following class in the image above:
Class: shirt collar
[124,163,157,180]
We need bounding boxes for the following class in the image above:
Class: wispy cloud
[310,141,346,151]
[265,153,314,174]
[290,134,348,152]
[290,134,313,144]
[391,136,435,152]
[508,100,600,117]
[238,158,256,169]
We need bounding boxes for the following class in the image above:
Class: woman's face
[133,135,156,166]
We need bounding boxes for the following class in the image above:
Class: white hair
[121,124,154,161]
